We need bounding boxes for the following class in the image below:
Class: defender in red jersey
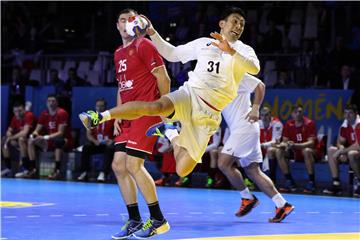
[323,104,360,196]
[275,105,320,193]
[2,102,36,177]
[26,94,73,180]
[109,9,170,239]
[259,107,283,183]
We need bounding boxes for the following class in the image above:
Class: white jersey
[151,34,259,110]
[222,74,261,133]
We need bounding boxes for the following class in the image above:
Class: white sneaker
[77,172,87,181]
[97,172,105,182]
[1,168,11,177]
[15,170,29,178]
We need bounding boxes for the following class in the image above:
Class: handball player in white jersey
[79,7,260,179]
[219,74,294,223]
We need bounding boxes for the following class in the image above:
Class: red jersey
[340,115,360,146]
[114,37,164,103]
[9,111,36,133]
[90,120,115,140]
[283,117,316,143]
[260,117,283,144]
[38,108,72,139]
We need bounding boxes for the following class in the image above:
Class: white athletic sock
[165,128,179,141]
[100,110,111,123]
[240,187,254,200]
[272,193,286,208]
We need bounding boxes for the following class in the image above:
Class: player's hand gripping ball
[126,15,148,37]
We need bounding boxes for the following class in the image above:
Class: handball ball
[126,15,148,37]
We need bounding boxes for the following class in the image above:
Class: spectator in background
[331,65,357,90]
[275,105,322,194]
[331,65,359,109]
[323,104,360,196]
[77,98,115,182]
[19,94,73,180]
[49,69,67,96]
[1,102,36,177]
[64,67,89,94]
[259,107,283,183]
[49,69,72,116]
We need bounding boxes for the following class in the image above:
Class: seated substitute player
[259,107,283,183]
[26,94,73,180]
[2,102,36,177]
[323,104,360,195]
[77,98,115,182]
[218,74,294,223]
[275,105,321,193]
[79,7,260,182]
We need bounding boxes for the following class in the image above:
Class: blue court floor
[1,178,359,240]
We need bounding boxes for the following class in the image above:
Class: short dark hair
[291,104,303,112]
[47,93,57,100]
[117,8,138,20]
[345,104,358,113]
[96,98,107,107]
[13,102,24,108]
[220,7,246,21]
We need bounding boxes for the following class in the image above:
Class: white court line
[306,211,320,214]
[259,212,272,214]
[329,211,343,214]
[94,224,107,227]
[50,214,63,217]
[1,237,8,240]
[166,212,179,215]
[3,216,17,219]
[354,212,360,214]
[189,212,203,215]
[73,214,87,217]
[212,212,225,214]
[26,215,40,218]
[96,213,109,216]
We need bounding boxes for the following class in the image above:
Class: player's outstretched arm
[210,31,260,75]
[141,15,181,62]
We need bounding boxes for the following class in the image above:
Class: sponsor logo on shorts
[128,140,137,145]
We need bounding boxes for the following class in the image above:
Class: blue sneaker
[145,122,177,138]
[78,110,102,129]
[133,218,170,239]
[111,219,143,239]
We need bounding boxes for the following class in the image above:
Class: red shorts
[114,116,162,155]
